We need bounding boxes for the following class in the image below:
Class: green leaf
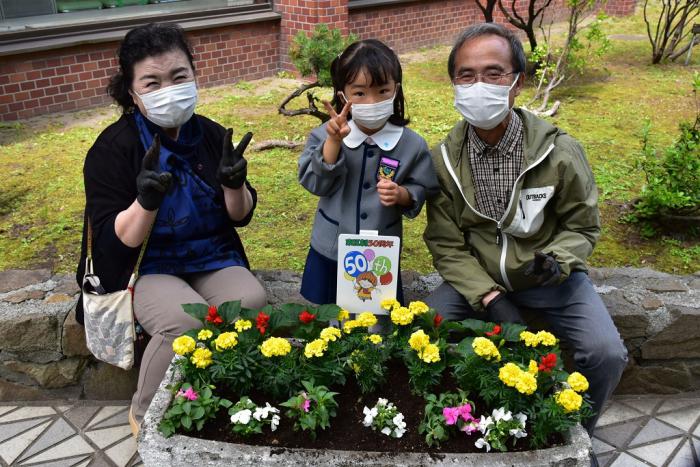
[456,336,475,356]
[181,415,192,430]
[192,406,205,420]
[458,318,492,334]
[182,303,209,322]
[183,402,192,415]
[315,303,341,321]
[501,322,528,342]
[218,300,242,324]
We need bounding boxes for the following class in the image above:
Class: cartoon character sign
[354,271,378,301]
[336,233,400,315]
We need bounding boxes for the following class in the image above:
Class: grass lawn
[0,5,698,275]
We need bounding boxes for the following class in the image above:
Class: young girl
[298,39,438,305]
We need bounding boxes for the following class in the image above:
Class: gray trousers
[131,266,267,422]
[425,271,628,432]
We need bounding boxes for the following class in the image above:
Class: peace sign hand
[324,100,352,142]
[136,134,172,211]
[217,129,253,189]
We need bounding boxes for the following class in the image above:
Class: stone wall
[0,267,697,401]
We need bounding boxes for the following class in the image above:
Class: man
[423,23,628,434]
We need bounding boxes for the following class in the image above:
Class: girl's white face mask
[135,81,198,129]
[453,74,519,130]
[341,91,396,130]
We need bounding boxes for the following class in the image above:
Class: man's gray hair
[447,23,526,79]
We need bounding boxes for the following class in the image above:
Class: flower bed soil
[181,360,564,453]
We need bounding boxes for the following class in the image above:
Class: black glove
[217,129,252,189]
[485,293,525,324]
[524,251,562,286]
[136,135,172,211]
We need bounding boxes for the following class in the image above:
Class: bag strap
[86,211,157,280]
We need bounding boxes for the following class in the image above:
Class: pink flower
[457,403,474,422]
[177,387,198,401]
[460,421,479,434]
[443,407,460,425]
[302,398,311,412]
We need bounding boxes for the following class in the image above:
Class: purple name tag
[378,157,399,181]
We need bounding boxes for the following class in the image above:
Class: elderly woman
[75,22,267,434]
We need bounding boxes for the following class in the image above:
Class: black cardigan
[75,112,257,324]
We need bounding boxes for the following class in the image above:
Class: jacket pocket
[311,208,340,256]
[506,186,555,238]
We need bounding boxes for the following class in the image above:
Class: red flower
[299,310,317,324]
[434,314,443,327]
[205,305,223,325]
[485,324,502,337]
[256,311,270,335]
[538,353,557,372]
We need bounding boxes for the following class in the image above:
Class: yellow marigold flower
[420,343,441,363]
[381,298,400,311]
[536,330,557,346]
[357,312,378,327]
[214,332,239,351]
[556,389,583,412]
[338,309,350,321]
[409,330,431,351]
[190,347,213,368]
[304,338,328,358]
[567,372,589,393]
[520,331,540,347]
[498,362,522,387]
[528,360,539,375]
[343,319,362,334]
[368,334,382,344]
[515,372,538,395]
[472,337,501,361]
[350,350,361,374]
[172,336,196,356]
[320,327,341,342]
[260,337,291,357]
[390,306,414,326]
[197,329,213,341]
[408,301,430,315]
[234,319,252,332]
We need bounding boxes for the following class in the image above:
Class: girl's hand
[323,100,352,142]
[377,178,412,207]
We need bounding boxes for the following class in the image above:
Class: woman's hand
[136,135,172,211]
[377,178,412,207]
[321,100,351,165]
[217,129,252,189]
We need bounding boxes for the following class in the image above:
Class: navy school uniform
[298,120,439,305]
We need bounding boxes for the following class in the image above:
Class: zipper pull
[496,224,502,246]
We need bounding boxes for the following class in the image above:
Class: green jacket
[423,108,600,311]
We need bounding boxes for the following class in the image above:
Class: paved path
[0,393,699,466]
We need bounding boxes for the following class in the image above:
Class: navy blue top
[135,111,245,275]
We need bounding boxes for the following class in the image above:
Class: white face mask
[341,91,396,130]
[453,74,519,130]
[135,81,198,129]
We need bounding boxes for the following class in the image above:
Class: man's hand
[524,251,562,286]
[485,293,525,324]
[323,100,352,142]
[136,135,172,211]
[377,179,411,207]
[217,129,252,189]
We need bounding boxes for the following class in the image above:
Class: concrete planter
[139,361,593,466]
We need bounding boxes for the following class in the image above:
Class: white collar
[343,120,404,150]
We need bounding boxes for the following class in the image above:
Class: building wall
[0,21,279,121]
[0,0,636,121]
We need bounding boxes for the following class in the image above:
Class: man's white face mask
[453,73,519,130]
[136,81,198,129]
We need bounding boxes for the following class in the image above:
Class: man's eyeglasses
[454,71,517,86]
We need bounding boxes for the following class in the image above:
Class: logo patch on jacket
[525,192,549,201]
[377,157,400,182]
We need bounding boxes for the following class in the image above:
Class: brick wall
[0,21,279,121]
[605,0,637,16]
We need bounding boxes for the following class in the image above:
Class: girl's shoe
[128,407,140,437]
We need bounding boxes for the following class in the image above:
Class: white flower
[377,398,388,407]
[394,427,406,438]
[253,407,264,421]
[475,437,491,452]
[509,427,528,439]
[515,412,527,426]
[477,415,493,433]
[381,427,392,436]
[271,414,280,432]
[492,407,512,422]
[363,406,377,426]
[392,413,405,427]
[231,409,252,425]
